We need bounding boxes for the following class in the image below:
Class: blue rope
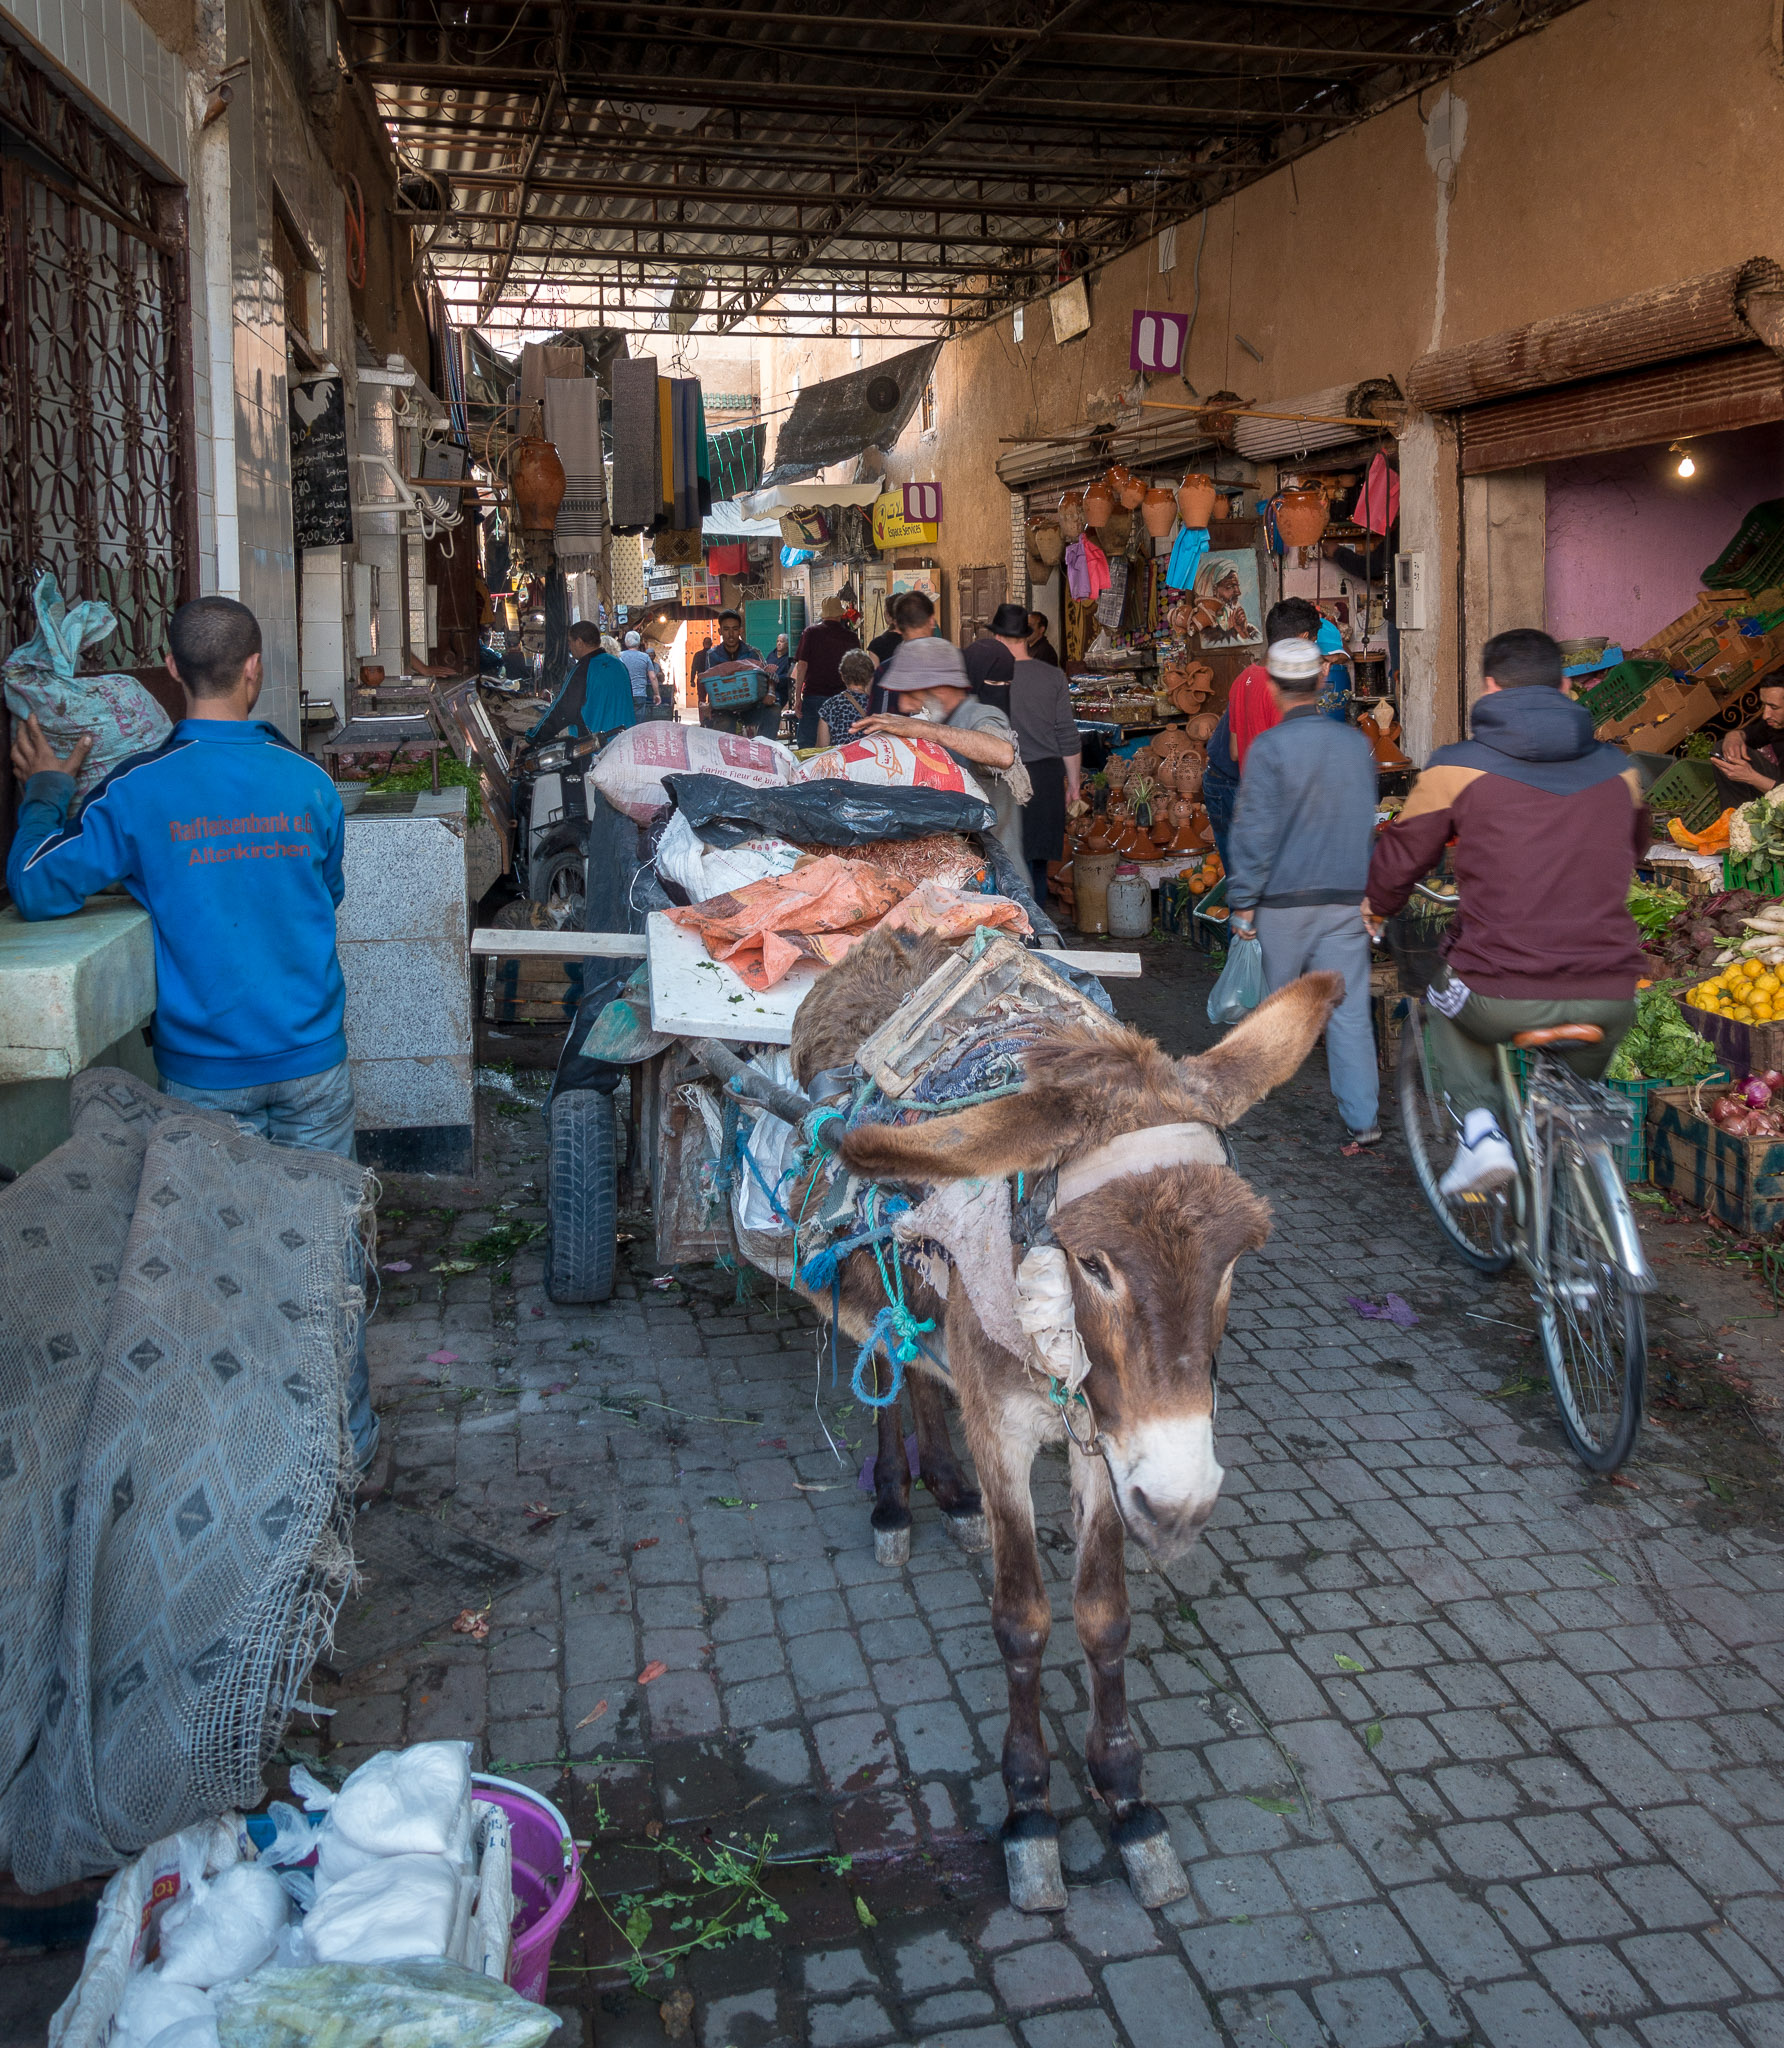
[738,1127,794,1224]
[795,1200,910,1292]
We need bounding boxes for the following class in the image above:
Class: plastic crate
[1704,498,1784,595]
[1580,656,1668,728]
[1512,1050,1661,1183]
[1724,852,1784,897]
[1646,758,1722,835]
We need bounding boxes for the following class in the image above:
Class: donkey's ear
[1177,970,1343,1125]
[835,1087,1070,1186]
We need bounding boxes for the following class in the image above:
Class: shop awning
[742,480,885,515]
[702,500,781,539]
[1231,379,1403,460]
[995,409,1216,494]
[708,421,765,499]
[1407,259,1784,414]
[760,342,941,485]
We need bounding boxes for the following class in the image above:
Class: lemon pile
[1689,958,1782,1022]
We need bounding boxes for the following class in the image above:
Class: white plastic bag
[318,1741,473,1864]
[656,811,804,902]
[112,1974,213,2048]
[1207,930,1266,1027]
[791,730,987,802]
[589,722,794,824]
[301,1852,473,1967]
[158,1863,289,1989]
[140,2019,219,2048]
[215,1960,559,2048]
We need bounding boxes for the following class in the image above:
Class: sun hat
[1265,638,1325,685]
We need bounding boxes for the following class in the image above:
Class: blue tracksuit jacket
[7,720,348,1088]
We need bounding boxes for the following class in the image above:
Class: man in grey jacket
[1227,637,1381,1149]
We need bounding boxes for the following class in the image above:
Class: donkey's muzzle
[1105,1416,1224,1562]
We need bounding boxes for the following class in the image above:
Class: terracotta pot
[1368,721,1413,770]
[1141,486,1177,538]
[1274,485,1329,548]
[359,664,385,689]
[511,434,567,532]
[1030,519,1065,568]
[1182,711,1219,742]
[1101,505,1134,554]
[1058,490,1085,542]
[1109,465,1145,511]
[1082,479,1115,527]
[1176,473,1218,528]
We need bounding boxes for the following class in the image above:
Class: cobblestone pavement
[313,939,1784,2048]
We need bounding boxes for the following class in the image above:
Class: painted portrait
[1189,551,1263,650]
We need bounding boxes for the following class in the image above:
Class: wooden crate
[1674,993,1784,1082]
[482,956,579,1025]
[1646,1087,1784,1236]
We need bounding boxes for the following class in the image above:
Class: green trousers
[1426,989,1637,1122]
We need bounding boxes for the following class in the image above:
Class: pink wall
[1544,424,1784,648]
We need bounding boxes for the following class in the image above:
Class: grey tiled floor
[320,943,1784,2048]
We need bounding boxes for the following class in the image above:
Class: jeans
[1426,987,1636,1122]
[1256,904,1380,1135]
[159,1059,378,1468]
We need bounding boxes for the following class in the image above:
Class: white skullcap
[1265,638,1324,684]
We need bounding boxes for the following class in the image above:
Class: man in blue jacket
[7,595,377,1466]
[1226,636,1382,1153]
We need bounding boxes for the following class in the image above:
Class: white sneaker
[1439,1111,1517,1199]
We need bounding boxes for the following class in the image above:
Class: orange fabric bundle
[882,880,1031,945]
[1668,807,1733,855]
[665,854,912,990]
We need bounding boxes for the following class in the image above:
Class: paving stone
[893,1700,978,1776]
[1214,1989,1326,2048]
[974,1908,1052,1955]
[1060,1880,1159,1958]
[988,1943,1093,2013]
[1391,1883,1523,1985]
[807,1996,895,2046]
[1533,1942,1648,2018]
[1017,2013,1116,2048]
[700,1989,779,2048]
[1102,1955,1224,2048]
[894,1932,976,1995]
[1178,1914,1323,1991]
[1272,1843,1376,1909]
[1619,1931,1739,2006]
[1461,1979,1592,2048]
[1310,1974,1421,2048]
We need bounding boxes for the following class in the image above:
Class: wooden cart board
[856,930,1120,1098]
[645,909,825,1045]
[1647,1086,1784,1236]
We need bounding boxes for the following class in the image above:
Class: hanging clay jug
[1111,465,1145,511]
[511,433,567,532]
[1274,485,1330,548]
[1030,518,1065,568]
[1141,486,1177,539]
[1083,477,1116,527]
[1058,489,1085,542]
[1176,473,1218,528]
[1101,504,1134,554]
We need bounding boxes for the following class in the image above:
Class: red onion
[1742,1077,1773,1108]
[1760,1069,1784,1092]
[1722,1113,1755,1137]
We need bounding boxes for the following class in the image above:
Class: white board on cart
[645,910,824,1045]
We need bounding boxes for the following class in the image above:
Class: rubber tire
[545,1088,618,1303]
[1395,1005,1513,1275]
[529,837,587,927]
[1535,1143,1647,1473]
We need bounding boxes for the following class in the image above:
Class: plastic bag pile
[95,1743,553,2048]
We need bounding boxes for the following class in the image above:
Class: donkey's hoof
[1112,1807,1190,1909]
[874,1524,912,1567]
[1002,1816,1067,1914]
[943,1509,990,1553]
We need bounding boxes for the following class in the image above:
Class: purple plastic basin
[473,1773,582,2003]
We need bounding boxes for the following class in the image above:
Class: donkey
[786,929,1340,1912]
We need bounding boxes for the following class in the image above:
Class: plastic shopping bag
[1207,930,1266,1027]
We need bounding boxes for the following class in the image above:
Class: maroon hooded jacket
[1366,687,1649,1000]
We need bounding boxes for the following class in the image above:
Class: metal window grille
[0,38,198,667]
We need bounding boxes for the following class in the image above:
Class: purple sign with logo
[903,480,942,525]
[1130,309,1188,375]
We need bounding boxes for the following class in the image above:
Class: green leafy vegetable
[1627,881,1687,945]
[1606,987,1719,1085]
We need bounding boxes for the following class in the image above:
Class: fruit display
[1703,1072,1784,1139]
[1685,958,1784,1025]
[1639,887,1780,980]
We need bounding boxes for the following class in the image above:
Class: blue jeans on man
[160,1059,378,1469]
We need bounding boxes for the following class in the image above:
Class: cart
[469,915,1140,1304]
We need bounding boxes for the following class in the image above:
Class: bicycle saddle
[1511,1024,1604,1048]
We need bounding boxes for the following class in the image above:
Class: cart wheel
[546,1089,617,1303]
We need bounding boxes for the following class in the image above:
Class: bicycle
[1391,899,1653,1473]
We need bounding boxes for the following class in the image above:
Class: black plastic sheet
[664,773,996,849]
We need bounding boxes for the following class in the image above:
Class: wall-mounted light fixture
[1669,441,1696,479]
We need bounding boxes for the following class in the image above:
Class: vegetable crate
[1675,992,1784,1081]
[1512,1053,1658,1183]
[1704,498,1784,596]
[1724,853,1784,897]
[1647,1087,1784,1235]
[1646,759,1721,837]
[1580,657,1667,728]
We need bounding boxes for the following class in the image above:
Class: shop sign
[1131,309,1189,375]
[903,481,942,526]
[678,567,720,605]
[873,490,938,550]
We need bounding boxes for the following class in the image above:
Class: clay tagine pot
[1141,486,1177,539]
[1082,477,1116,527]
[1274,485,1330,548]
[1176,473,1218,528]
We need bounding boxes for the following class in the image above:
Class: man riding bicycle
[1364,628,1649,1198]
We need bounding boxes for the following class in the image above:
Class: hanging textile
[1164,527,1210,591]
[1095,556,1128,630]
[1064,534,1111,604]
[1359,450,1400,535]
[708,542,749,576]
[658,378,676,531]
[544,377,605,571]
[695,385,712,518]
[671,378,701,530]
[1063,597,1098,666]
[609,357,660,532]
[708,423,765,500]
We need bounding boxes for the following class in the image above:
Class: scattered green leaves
[1485,1374,1545,1401]
[1246,1796,1299,1815]
[1333,1652,1367,1673]
[854,1896,877,1928]
[1705,1474,1737,1502]
[592,1834,796,1992]
[1584,1561,1620,1583]
[1362,1722,1383,1752]
[707,1496,755,1511]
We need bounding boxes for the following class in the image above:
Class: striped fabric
[544,377,605,569]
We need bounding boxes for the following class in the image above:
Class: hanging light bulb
[1670,441,1696,479]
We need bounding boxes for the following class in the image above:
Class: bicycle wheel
[1395,1004,1511,1274]
[1534,1140,1646,1472]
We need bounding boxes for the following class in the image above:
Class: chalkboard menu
[290,374,354,548]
